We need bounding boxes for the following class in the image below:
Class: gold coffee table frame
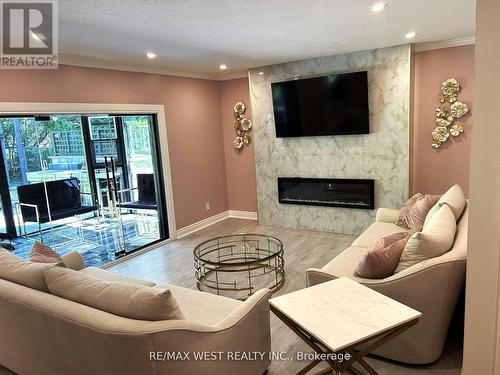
[194,234,285,300]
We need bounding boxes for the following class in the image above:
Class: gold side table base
[271,305,419,375]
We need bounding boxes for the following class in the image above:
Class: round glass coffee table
[194,234,285,300]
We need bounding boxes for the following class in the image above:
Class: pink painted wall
[0,65,228,229]
[413,45,474,196]
[219,78,258,212]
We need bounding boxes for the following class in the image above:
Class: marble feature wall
[249,45,411,235]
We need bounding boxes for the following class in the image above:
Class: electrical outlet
[205,202,210,211]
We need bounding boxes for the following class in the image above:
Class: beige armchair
[306,205,468,364]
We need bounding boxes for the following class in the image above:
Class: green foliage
[0,116,82,180]
[1,115,81,147]
[0,115,154,183]
[124,117,152,156]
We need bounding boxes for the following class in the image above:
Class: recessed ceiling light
[405,31,417,39]
[258,71,264,75]
[219,64,228,71]
[146,52,157,59]
[370,2,386,13]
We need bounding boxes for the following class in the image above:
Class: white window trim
[0,102,177,241]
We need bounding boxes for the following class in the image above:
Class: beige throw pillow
[45,267,185,321]
[396,204,456,272]
[396,193,440,229]
[424,184,466,228]
[0,249,66,292]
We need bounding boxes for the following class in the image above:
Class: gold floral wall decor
[233,101,252,151]
[432,78,469,148]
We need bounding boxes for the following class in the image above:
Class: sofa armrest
[358,260,466,363]
[214,288,272,329]
[306,268,337,287]
[306,259,466,363]
[376,208,400,223]
[152,288,272,375]
[61,251,85,271]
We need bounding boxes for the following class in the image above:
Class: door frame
[0,102,177,240]
[0,142,16,236]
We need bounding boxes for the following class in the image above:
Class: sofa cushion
[165,284,242,326]
[45,267,184,321]
[80,267,156,287]
[424,184,466,227]
[352,222,409,248]
[0,249,66,292]
[396,194,440,229]
[354,232,411,279]
[29,241,63,263]
[396,204,456,272]
[60,251,85,271]
[321,246,369,278]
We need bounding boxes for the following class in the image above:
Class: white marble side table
[269,277,421,375]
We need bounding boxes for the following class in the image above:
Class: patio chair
[16,178,98,240]
[117,174,157,211]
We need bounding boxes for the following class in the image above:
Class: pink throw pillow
[29,241,63,264]
[354,232,411,279]
[395,194,440,229]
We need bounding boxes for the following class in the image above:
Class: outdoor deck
[10,213,160,267]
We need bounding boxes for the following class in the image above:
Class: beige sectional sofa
[0,252,271,375]
[306,204,468,364]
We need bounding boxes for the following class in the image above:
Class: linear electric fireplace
[277,177,375,209]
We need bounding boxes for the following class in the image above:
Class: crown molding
[414,36,475,52]
[58,54,248,81]
[60,37,474,81]
[218,72,249,80]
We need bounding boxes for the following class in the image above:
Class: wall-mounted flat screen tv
[271,71,369,138]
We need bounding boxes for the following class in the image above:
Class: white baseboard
[175,211,229,239]
[175,210,258,239]
[228,210,258,220]
[101,238,172,269]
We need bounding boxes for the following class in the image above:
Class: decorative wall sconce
[431,78,469,148]
[233,101,252,151]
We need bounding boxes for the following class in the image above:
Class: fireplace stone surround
[249,44,411,235]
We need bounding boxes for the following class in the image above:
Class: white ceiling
[58,0,476,79]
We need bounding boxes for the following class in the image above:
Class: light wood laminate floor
[109,218,463,375]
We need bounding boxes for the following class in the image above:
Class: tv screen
[271,71,369,138]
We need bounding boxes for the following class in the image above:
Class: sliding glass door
[1,117,85,184]
[120,115,166,244]
[0,116,87,235]
[80,114,167,251]
[123,116,155,186]
[0,113,168,266]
